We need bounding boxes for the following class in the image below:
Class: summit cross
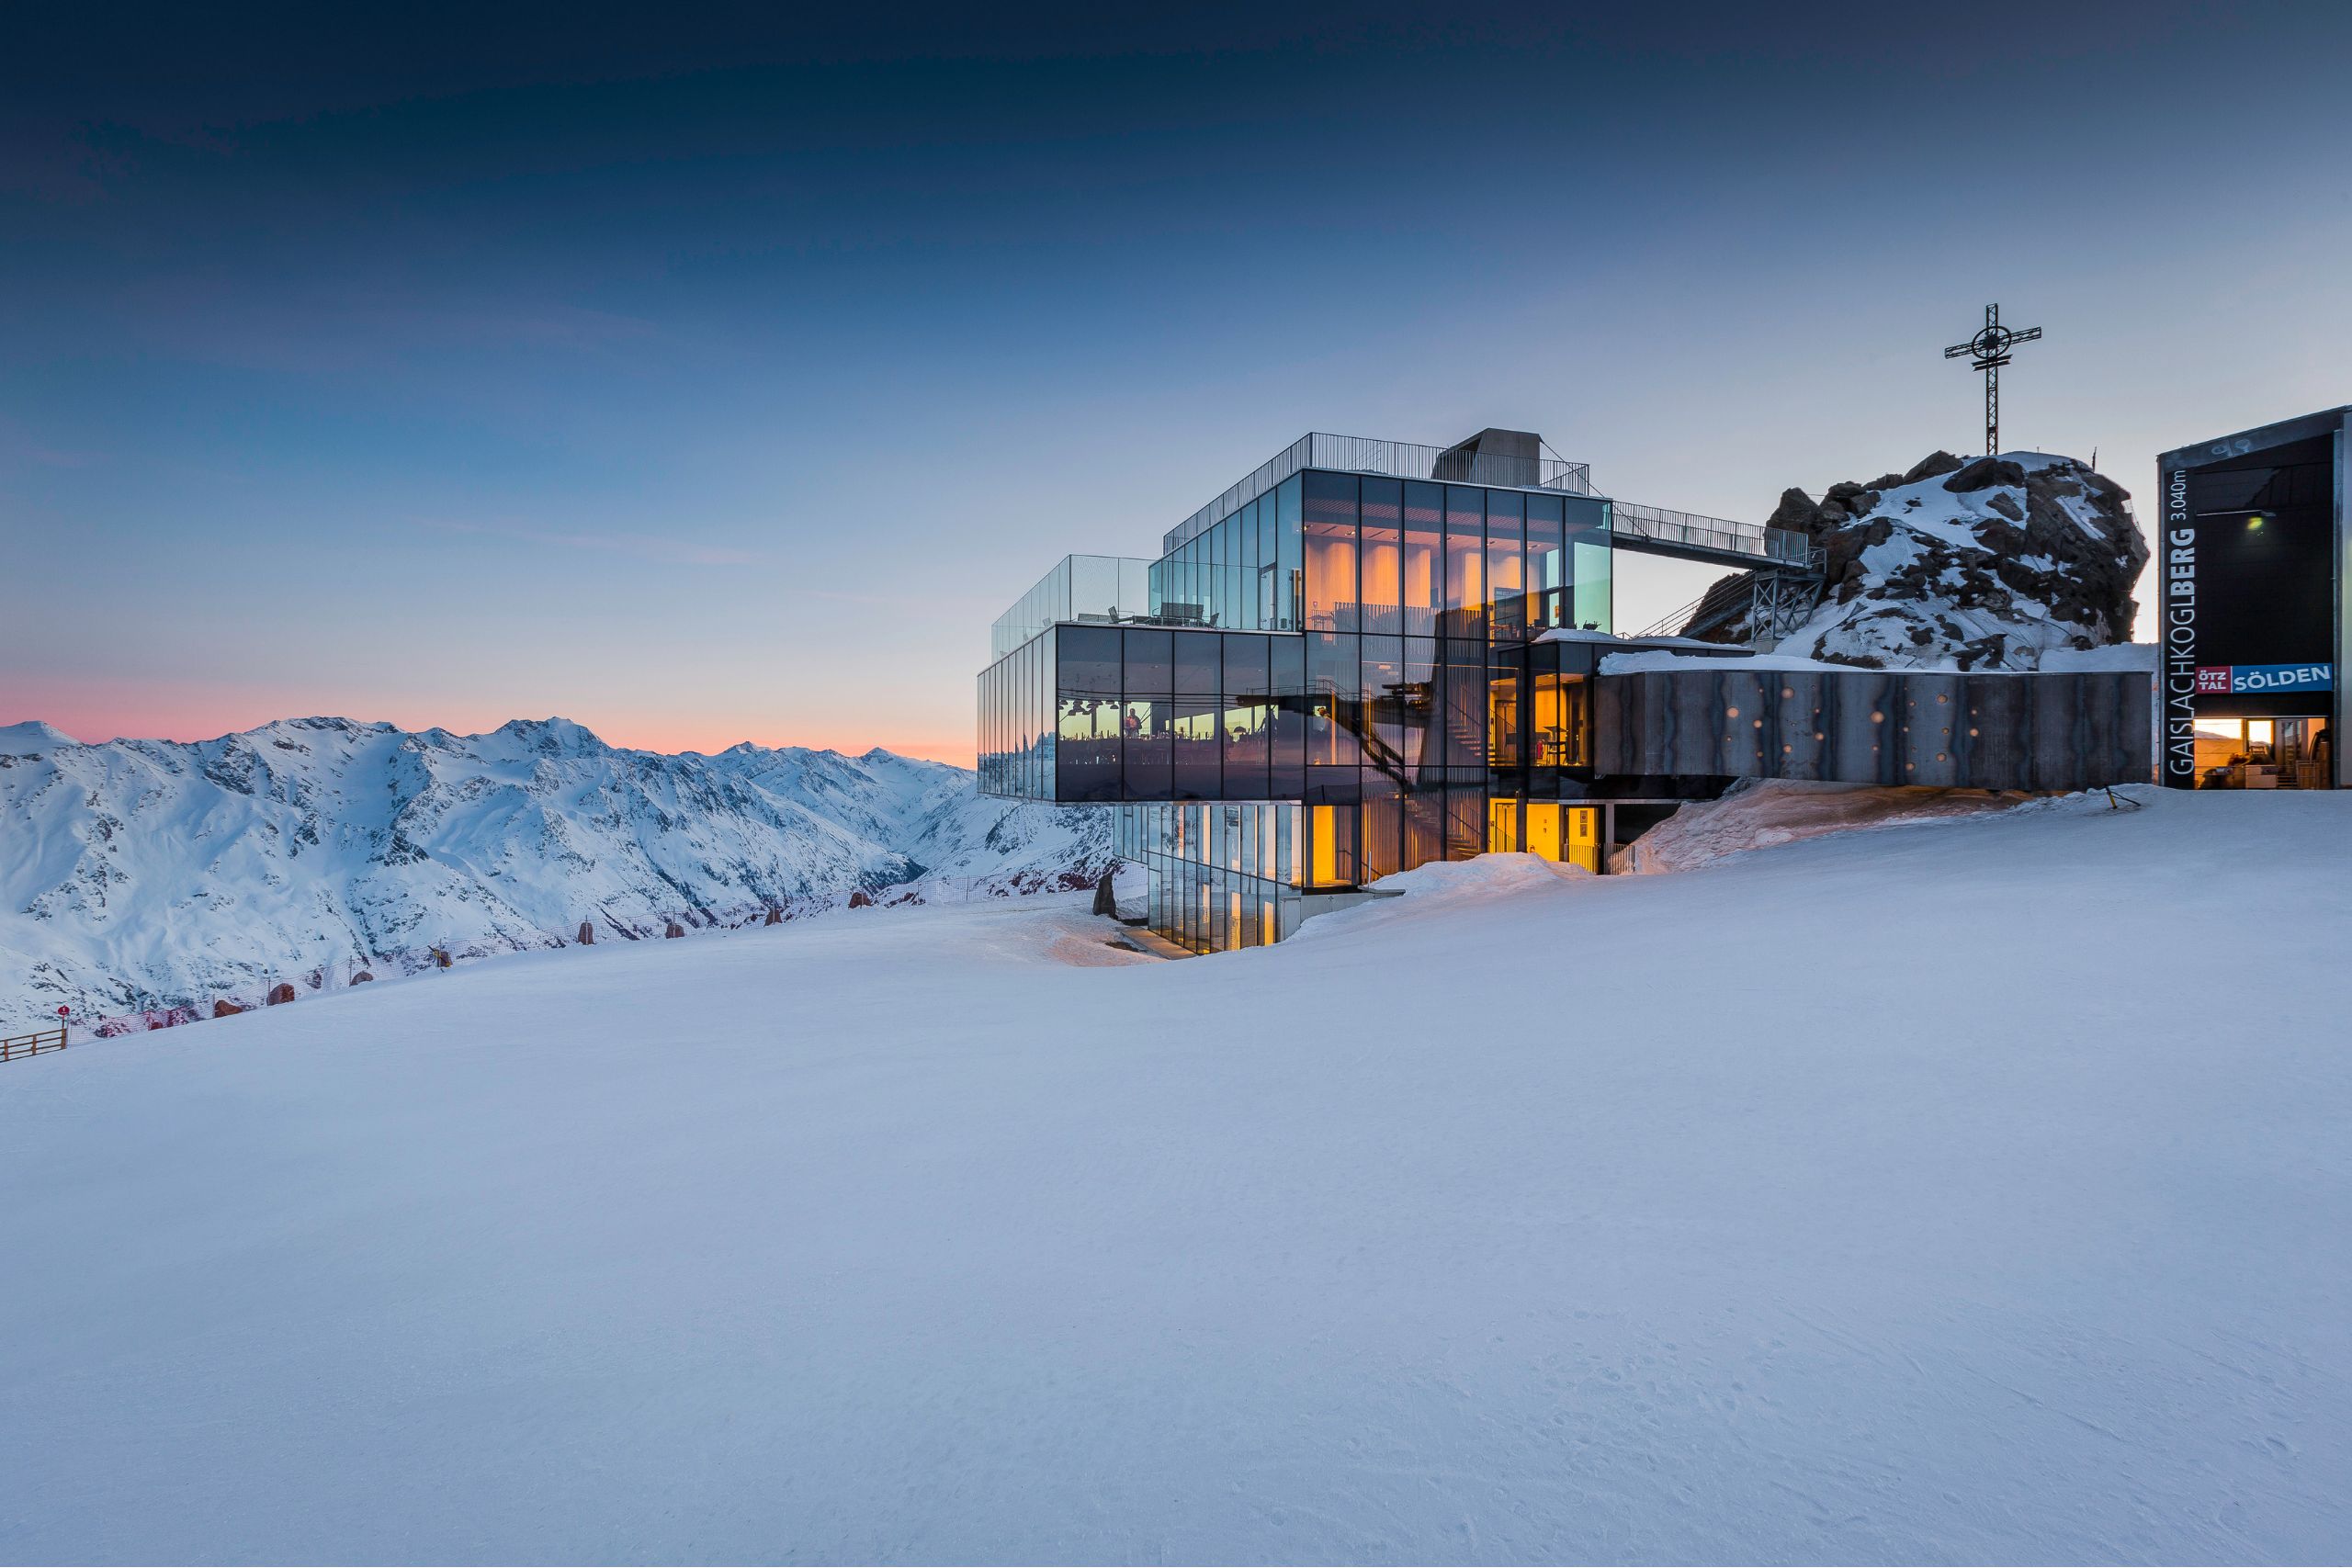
[1943,303,2043,456]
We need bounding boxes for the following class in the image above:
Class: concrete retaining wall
[1594,668,2154,791]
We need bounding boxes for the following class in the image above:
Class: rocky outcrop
[1683,451,2147,671]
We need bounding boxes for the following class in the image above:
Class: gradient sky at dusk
[5,2,2348,762]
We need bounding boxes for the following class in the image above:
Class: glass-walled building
[978,428,1634,952]
[981,424,2155,953]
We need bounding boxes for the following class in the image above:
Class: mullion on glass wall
[1272,635,1306,798]
[1302,470,1359,634]
[1359,478,1403,636]
[1486,491,1525,637]
[1222,634,1272,801]
[1443,485,1486,641]
[1525,494,1565,631]
[1571,498,1611,631]
[1402,481,1441,637]
[1125,627,1173,798]
[1276,476,1304,632]
[1041,626,1056,799]
[1361,633,1406,780]
[1306,631,1362,768]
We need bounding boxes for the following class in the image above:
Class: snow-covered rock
[0,716,1110,1027]
[1687,450,2149,671]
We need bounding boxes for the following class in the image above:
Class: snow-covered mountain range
[0,716,1111,1029]
[1684,450,2148,669]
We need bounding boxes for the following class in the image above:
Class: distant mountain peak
[0,720,80,754]
[0,714,1110,1028]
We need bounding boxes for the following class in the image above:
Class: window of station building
[1056,699,1121,800]
[1435,640,1483,772]
[1361,634,1406,771]
[1057,626,1124,804]
[1486,491,1525,636]
[1303,471,1360,632]
[1308,802,1358,887]
[1221,635,1272,799]
[1060,624,1120,696]
[1524,494,1565,631]
[1402,481,1442,637]
[1250,494,1281,630]
[1359,478,1403,634]
[1361,780,1404,881]
[1405,789,1443,872]
[1443,486,1486,639]
[1531,671,1589,769]
[1306,631,1363,767]
[1123,627,1173,798]
[1487,666,1523,769]
[1172,699,1219,799]
[1271,635,1307,797]
[1275,476,1304,632]
[1570,503,1612,631]
[1173,630,1221,696]
[1400,636,1437,776]
[1444,786,1485,861]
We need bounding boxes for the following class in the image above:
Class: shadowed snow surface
[0,790,2346,1563]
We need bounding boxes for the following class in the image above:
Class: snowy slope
[0,716,1110,1028]
[0,789,2346,1562]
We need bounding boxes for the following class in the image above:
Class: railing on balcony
[1162,433,1597,555]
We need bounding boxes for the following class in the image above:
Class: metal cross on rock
[1943,303,2043,456]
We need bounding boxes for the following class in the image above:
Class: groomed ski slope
[1,786,2346,1564]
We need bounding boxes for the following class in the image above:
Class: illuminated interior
[2191,716,2332,789]
[1487,798,1602,873]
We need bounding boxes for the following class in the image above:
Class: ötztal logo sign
[2194,662,2334,695]
[2218,663,2333,694]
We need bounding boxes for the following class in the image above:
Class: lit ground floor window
[1486,798,1601,873]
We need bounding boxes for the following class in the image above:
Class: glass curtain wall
[1148,475,1303,632]
[1117,802,1304,952]
[1291,469,1611,892]
[977,625,1058,801]
[1025,625,1308,805]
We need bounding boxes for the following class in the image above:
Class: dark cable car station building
[980,429,2154,953]
[2159,406,2348,790]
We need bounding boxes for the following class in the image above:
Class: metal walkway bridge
[1607,500,1813,571]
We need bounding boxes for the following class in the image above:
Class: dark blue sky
[6,2,2348,758]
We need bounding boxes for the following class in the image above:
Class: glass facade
[1148,475,1303,631]
[991,556,1154,660]
[1117,802,1305,952]
[978,465,1622,951]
